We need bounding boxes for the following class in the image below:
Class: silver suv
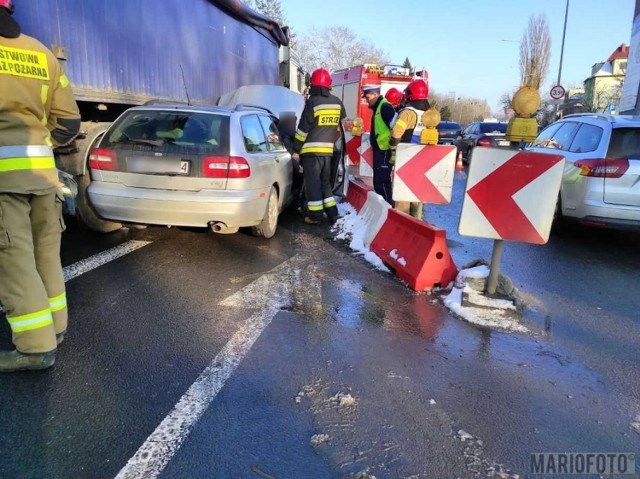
[526,113,640,231]
[86,102,345,238]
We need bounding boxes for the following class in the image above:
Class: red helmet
[0,0,14,13]
[310,68,332,88]
[385,88,403,107]
[404,79,429,101]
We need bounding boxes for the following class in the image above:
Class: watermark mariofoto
[530,452,635,475]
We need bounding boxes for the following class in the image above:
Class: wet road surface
[0,181,638,478]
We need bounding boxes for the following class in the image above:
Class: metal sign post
[486,239,504,295]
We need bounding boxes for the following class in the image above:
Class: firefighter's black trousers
[373,148,394,206]
[301,154,338,221]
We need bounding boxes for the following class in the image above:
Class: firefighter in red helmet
[385,88,404,110]
[0,0,81,371]
[293,68,346,224]
[389,79,430,219]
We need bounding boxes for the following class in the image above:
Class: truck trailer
[14,0,294,232]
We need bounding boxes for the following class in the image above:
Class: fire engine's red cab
[331,64,427,133]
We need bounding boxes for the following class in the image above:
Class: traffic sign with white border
[458,147,565,244]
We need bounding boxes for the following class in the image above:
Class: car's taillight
[88,148,117,170]
[202,156,250,178]
[575,158,629,178]
[477,136,492,147]
[228,156,251,178]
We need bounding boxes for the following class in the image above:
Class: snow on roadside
[333,203,390,272]
[443,266,529,334]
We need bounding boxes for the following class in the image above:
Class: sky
[279,0,636,113]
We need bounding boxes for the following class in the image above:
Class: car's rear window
[479,123,507,133]
[607,127,640,158]
[103,109,230,155]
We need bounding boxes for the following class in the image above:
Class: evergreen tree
[440,105,451,121]
[402,57,412,69]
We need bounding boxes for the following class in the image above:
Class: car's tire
[74,123,122,234]
[252,187,279,238]
[551,194,565,234]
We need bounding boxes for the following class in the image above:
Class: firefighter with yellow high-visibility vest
[0,0,81,372]
[293,68,346,224]
[389,79,430,219]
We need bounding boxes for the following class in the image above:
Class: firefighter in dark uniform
[363,84,397,206]
[0,0,81,371]
[293,68,346,224]
[390,79,430,219]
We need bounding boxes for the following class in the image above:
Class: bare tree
[585,79,624,112]
[430,90,490,124]
[296,27,390,72]
[519,15,552,89]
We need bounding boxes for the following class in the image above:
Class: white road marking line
[0,240,153,315]
[63,240,152,282]
[114,256,304,479]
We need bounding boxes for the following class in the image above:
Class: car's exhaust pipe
[209,221,226,232]
[209,221,239,234]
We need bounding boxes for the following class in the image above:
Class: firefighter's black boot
[0,349,55,372]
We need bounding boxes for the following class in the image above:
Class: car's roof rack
[142,99,188,106]
[234,104,274,115]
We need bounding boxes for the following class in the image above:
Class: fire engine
[331,64,428,132]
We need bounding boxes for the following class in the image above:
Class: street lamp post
[555,0,570,118]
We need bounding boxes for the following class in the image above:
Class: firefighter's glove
[390,149,397,165]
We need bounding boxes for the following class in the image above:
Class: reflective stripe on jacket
[294,90,346,157]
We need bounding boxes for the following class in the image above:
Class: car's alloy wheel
[252,187,279,238]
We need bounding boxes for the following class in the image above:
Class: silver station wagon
[85,90,345,238]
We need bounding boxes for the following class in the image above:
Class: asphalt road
[0,178,639,478]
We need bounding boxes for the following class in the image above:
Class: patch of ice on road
[429,399,437,405]
[457,429,474,442]
[334,203,390,272]
[310,433,330,447]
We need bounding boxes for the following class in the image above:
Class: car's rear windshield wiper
[113,138,165,147]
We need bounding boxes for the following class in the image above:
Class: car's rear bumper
[568,199,640,230]
[87,182,269,228]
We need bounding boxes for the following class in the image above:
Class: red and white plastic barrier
[343,178,457,291]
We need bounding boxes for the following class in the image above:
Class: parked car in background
[525,113,640,231]
[455,121,509,163]
[436,121,462,145]
[84,86,346,239]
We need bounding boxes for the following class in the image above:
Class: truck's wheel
[251,187,279,238]
[75,123,122,234]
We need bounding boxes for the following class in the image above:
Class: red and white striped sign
[344,132,362,167]
[358,134,374,177]
[459,147,565,244]
[392,144,456,203]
